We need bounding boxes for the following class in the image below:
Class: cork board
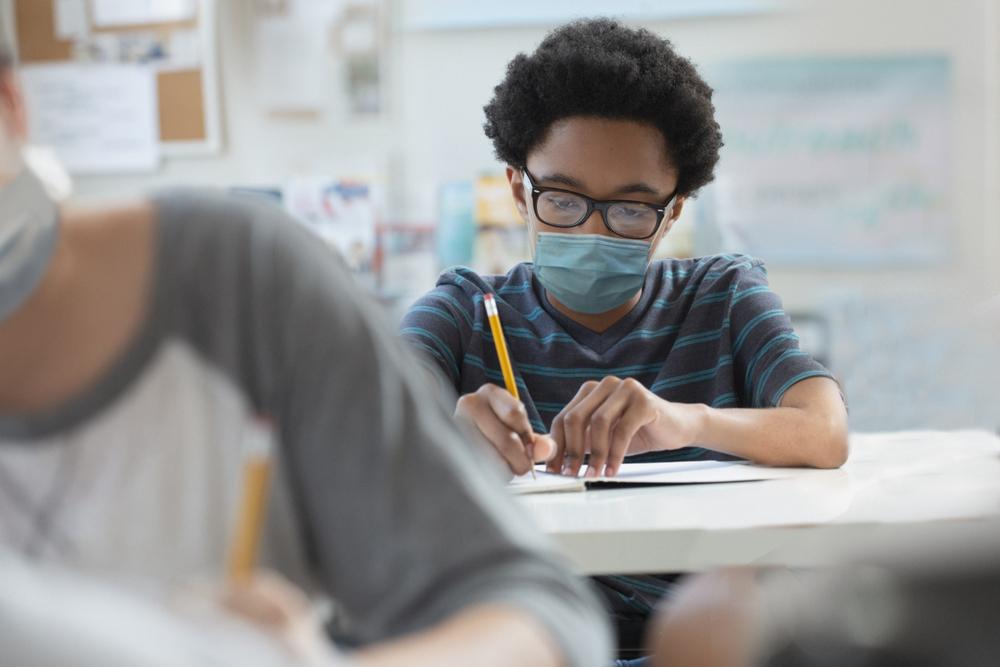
[13,0,73,62]
[12,0,218,151]
[157,68,205,141]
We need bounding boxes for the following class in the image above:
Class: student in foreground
[400,17,848,659]
[0,49,610,665]
[649,524,1000,667]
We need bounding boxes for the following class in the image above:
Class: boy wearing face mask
[401,19,849,658]
[403,18,847,480]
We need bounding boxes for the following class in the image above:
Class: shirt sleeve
[724,258,837,408]
[399,285,472,388]
[158,192,611,667]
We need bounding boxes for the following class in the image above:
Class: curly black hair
[483,18,723,197]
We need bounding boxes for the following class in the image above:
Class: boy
[401,18,848,659]
[403,18,847,479]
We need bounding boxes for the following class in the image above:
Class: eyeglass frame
[521,167,679,240]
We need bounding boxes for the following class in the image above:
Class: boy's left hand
[547,377,704,477]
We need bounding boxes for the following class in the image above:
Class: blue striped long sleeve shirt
[401,255,836,462]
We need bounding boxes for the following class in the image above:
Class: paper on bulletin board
[705,57,952,266]
[54,0,89,39]
[20,63,160,173]
[253,0,341,113]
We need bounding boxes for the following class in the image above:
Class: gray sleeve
[154,191,611,666]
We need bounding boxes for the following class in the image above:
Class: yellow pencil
[227,440,272,585]
[484,293,535,478]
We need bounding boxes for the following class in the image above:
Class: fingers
[530,433,557,463]
[455,384,535,475]
[548,380,600,475]
[456,380,660,478]
[220,570,309,630]
[605,379,657,476]
[477,409,535,475]
[586,381,634,478]
[554,379,621,477]
[218,571,339,664]
[550,377,659,477]
[480,383,534,441]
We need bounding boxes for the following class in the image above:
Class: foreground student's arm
[162,194,610,666]
[356,604,562,667]
[549,375,848,476]
[651,529,1000,666]
[224,574,562,667]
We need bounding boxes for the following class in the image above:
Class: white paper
[509,461,799,495]
[92,0,197,27]
[253,14,329,112]
[21,64,159,173]
[508,471,585,495]
[54,0,89,40]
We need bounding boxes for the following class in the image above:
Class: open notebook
[509,460,799,495]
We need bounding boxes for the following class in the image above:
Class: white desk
[518,431,1000,574]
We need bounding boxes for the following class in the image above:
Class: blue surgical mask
[533,232,649,314]
[0,168,59,321]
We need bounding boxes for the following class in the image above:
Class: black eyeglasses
[522,167,677,240]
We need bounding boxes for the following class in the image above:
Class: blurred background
[3,0,998,432]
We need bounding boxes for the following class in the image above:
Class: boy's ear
[648,196,687,258]
[662,196,686,234]
[506,166,529,223]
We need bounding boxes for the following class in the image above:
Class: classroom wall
[47,0,999,307]
[391,0,1000,430]
[11,0,1000,430]
[31,0,400,200]
[394,0,1000,303]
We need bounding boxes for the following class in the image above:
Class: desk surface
[517,431,1000,574]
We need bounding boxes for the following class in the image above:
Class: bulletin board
[702,56,952,266]
[11,0,220,157]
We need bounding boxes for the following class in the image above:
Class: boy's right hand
[455,384,556,475]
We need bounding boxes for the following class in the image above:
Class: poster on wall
[21,63,159,172]
[703,56,952,266]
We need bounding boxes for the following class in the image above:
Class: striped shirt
[401,254,835,462]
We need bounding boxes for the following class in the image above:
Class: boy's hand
[549,377,703,477]
[455,384,556,475]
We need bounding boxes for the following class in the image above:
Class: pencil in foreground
[227,441,272,584]
[484,293,536,478]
